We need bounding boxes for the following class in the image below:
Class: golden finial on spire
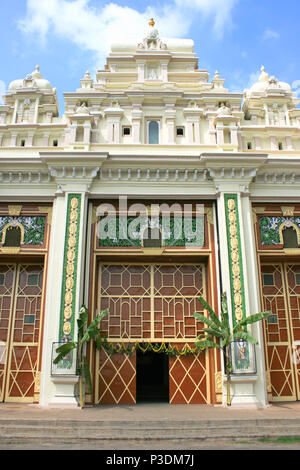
[149,18,155,27]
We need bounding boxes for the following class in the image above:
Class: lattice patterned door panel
[0,264,44,403]
[96,263,207,404]
[261,264,298,401]
[95,348,136,404]
[98,264,205,342]
[99,264,152,340]
[0,265,16,402]
[169,344,208,404]
[285,264,300,400]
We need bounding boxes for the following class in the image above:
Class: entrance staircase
[1,407,300,446]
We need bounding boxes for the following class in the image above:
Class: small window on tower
[278,142,283,150]
[123,127,131,136]
[53,140,58,147]
[176,127,184,137]
[20,139,25,147]
[148,121,159,144]
[247,142,252,150]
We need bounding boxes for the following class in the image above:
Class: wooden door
[0,263,44,403]
[261,263,300,401]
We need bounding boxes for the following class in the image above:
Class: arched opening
[142,226,162,248]
[283,226,298,248]
[3,226,22,247]
[148,121,159,144]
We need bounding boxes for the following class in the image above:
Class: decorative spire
[31,65,42,79]
[259,65,269,82]
[149,18,155,27]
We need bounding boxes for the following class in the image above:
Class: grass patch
[258,436,300,445]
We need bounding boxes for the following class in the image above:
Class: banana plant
[54,305,109,408]
[194,293,271,406]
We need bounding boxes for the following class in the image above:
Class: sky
[0,0,300,114]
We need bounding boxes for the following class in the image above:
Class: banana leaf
[198,296,222,328]
[233,330,259,344]
[77,306,89,338]
[203,327,224,338]
[195,339,220,350]
[54,341,76,364]
[81,309,109,343]
[194,312,220,330]
[233,311,271,333]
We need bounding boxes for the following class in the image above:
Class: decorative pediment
[137,18,167,51]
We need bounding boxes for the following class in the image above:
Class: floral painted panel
[0,216,46,245]
[98,216,205,248]
[259,216,300,246]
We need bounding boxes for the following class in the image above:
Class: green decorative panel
[0,216,46,245]
[59,194,82,342]
[259,216,300,245]
[98,216,205,248]
[224,194,246,326]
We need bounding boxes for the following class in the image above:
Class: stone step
[1,418,300,429]
[1,419,300,441]
[1,428,300,446]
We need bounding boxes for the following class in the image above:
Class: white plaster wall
[39,195,67,406]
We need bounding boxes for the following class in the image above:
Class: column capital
[201,152,267,193]
[40,151,107,193]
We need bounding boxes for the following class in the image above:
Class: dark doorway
[136,346,169,403]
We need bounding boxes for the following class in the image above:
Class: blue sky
[0,0,299,113]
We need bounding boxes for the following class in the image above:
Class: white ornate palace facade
[0,20,300,408]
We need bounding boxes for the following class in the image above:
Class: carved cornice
[253,172,300,184]
[49,165,100,193]
[207,167,258,181]
[0,170,51,184]
[99,167,211,183]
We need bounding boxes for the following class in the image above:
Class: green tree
[194,293,271,406]
[54,305,108,408]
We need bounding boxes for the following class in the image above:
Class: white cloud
[175,0,238,38]
[292,80,300,97]
[18,0,239,70]
[0,81,6,105]
[227,69,260,94]
[263,29,280,40]
[247,71,260,88]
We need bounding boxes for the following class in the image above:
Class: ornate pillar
[204,153,268,407]
[136,60,146,82]
[183,106,202,144]
[164,99,176,144]
[230,125,239,146]
[131,100,143,144]
[27,132,34,147]
[208,116,216,145]
[12,98,19,124]
[286,136,293,151]
[254,135,262,151]
[264,104,270,126]
[10,133,18,147]
[216,124,224,146]
[39,154,107,406]
[34,97,40,124]
[104,104,124,144]
[83,122,91,144]
[161,61,169,82]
